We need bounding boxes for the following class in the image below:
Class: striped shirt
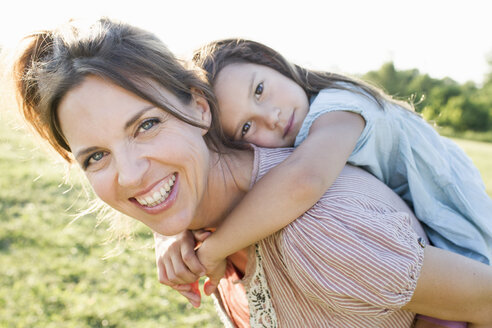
[216,146,426,328]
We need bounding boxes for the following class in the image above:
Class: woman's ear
[191,88,212,135]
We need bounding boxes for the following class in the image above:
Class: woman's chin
[146,205,196,237]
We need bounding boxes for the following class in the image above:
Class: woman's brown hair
[12,17,235,163]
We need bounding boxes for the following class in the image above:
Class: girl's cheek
[251,132,278,148]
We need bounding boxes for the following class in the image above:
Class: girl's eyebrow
[74,105,156,162]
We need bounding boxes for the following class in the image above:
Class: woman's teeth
[135,174,176,207]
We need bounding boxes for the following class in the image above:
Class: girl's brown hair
[12,17,235,163]
[192,38,413,112]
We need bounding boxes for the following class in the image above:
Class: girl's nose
[265,108,281,129]
[115,150,149,188]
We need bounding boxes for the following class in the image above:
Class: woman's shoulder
[251,146,294,184]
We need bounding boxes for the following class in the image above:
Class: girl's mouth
[130,173,178,212]
[283,112,295,138]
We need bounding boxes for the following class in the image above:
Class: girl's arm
[403,246,492,327]
[198,110,365,289]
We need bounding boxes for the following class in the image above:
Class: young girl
[156,39,492,304]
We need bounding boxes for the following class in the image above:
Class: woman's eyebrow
[75,146,99,162]
[124,105,156,130]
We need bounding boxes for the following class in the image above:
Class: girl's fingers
[181,237,206,276]
[170,252,200,284]
[190,280,201,296]
[179,290,201,308]
[192,229,212,243]
[173,284,192,292]
[180,281,201,307]
[157,259,171,286]
[163,256,181,285]
[203,278,218,296]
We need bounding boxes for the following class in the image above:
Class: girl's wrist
[197,237,226,268]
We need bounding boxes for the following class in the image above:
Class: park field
[453,138,492,197]
[1,104,491,327]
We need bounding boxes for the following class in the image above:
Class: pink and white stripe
[243,147,425,327]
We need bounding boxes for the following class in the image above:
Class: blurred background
[1,0,491,327]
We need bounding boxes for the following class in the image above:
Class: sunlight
[1,0,491,83]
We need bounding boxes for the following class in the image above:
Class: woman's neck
[189,147,254,230]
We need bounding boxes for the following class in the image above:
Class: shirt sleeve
[279,198,424,316]
[294,86,383,149]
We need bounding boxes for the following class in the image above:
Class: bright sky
[1,0,491,84]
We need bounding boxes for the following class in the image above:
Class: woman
[12,17,492,327]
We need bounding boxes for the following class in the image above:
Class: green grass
[0,108,222,327]
[438,126,492,144]
[453,138,492,197]
[1,98,491,328]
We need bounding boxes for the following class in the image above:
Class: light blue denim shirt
[295,84,492,264]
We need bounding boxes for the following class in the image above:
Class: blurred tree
[363,61,492,133]
[436,95,490,131]
[484,50,492,86]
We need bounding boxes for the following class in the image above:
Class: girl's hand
[195,237,227,296]
[153,230,211,307]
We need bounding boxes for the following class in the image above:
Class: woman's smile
[130,173,178,214]
[133,173,176,207]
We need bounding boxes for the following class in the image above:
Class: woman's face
[58,75,212,236]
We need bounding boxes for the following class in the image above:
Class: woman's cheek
[87,171,115,206]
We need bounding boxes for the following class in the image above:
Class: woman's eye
[254,82,264,98]
[91,152,104,161]
[84,151,106,169]
[241,121,252,137]
[137,118,160,134]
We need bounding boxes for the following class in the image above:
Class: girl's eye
[241,121,252,137]
[254,82,264,98]
[137,118,160,134]
[84,151,106,169]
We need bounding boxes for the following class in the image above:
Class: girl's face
[58,75,212,236]
[214,63,309,147]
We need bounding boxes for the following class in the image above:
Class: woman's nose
[265,108,281,129]
[115,151,149,188]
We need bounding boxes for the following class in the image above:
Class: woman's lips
[134,173,176,205]
[131,173,179,214]
[283,112,295,138]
